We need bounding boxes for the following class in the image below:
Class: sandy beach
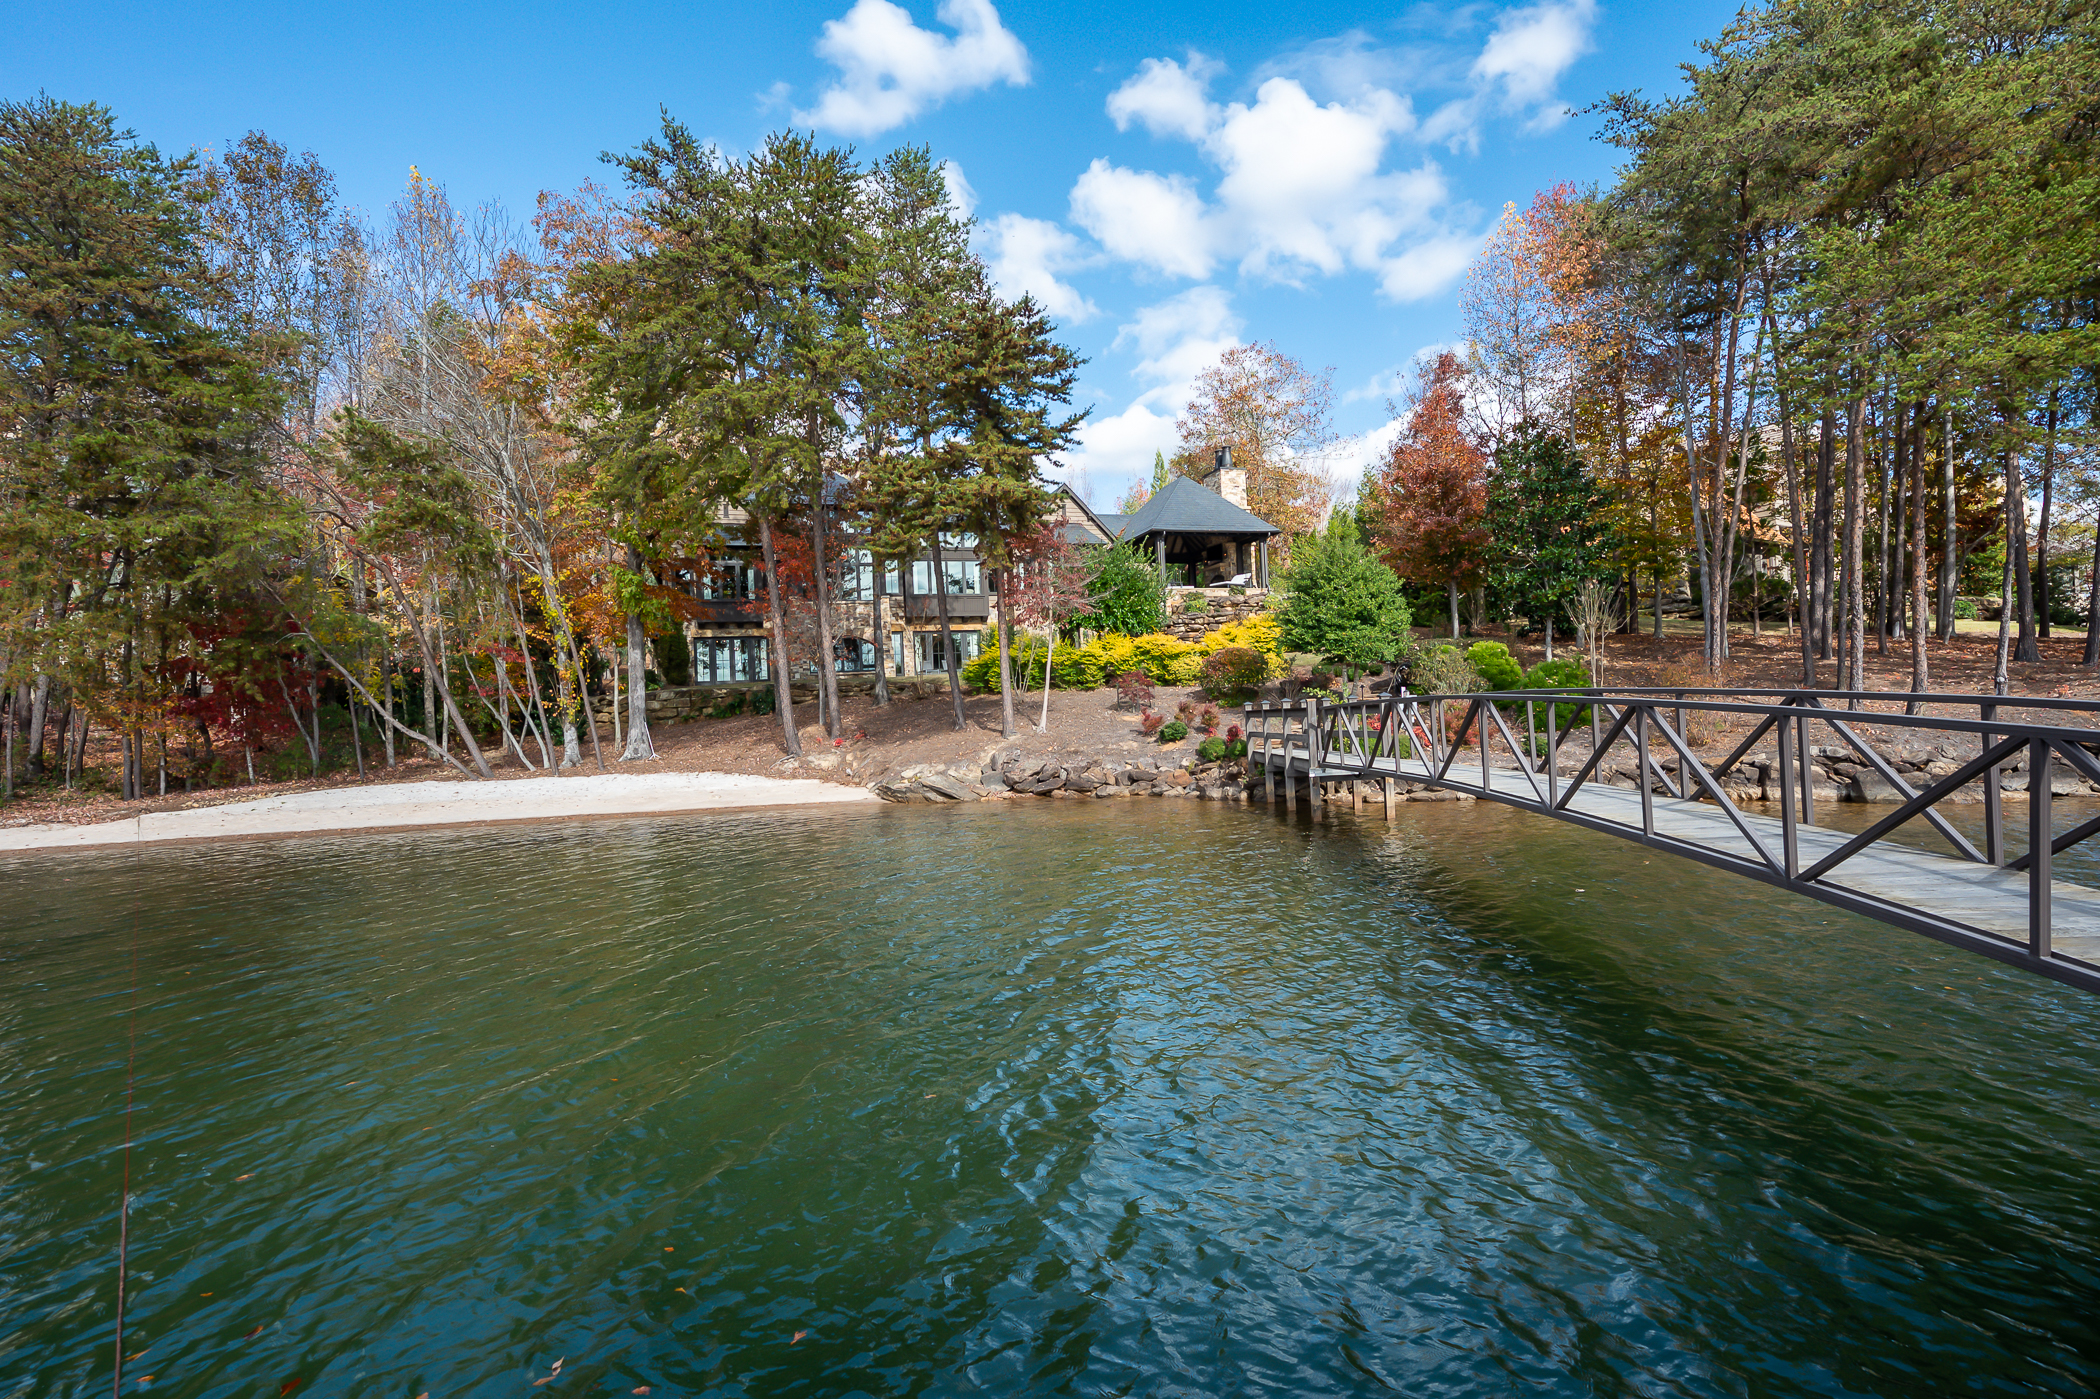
[0,771,878,853]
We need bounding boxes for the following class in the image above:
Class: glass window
[915,629,981,673]
[834,637,876,672]
[700,558,761,602]
[694,635,770,683]
[891,630,908,674]
[835,550,877,601]
[909,558,981,595]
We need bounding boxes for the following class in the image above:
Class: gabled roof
[1046,481,1117,545]
[1117,473,1279,539]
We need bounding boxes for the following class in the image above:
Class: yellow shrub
[1083,633,1141,680]
[1131,632,1198,683]
[1199,613,1284,676]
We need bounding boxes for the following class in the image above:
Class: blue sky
[11,0,1736,507]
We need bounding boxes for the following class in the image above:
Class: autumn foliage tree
[1174,342,1335,548]
[1366,353,1488,638]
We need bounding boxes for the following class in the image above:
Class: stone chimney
[1206,445,1247,509]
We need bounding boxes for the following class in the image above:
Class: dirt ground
[6,621,2096,830]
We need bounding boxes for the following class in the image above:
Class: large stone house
[670,485,1120,690]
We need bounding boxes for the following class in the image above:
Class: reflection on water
[4,800,2099,1397]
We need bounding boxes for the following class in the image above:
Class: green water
[4,800,2100,1397]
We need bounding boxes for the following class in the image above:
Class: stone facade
[1160,589,1272,642]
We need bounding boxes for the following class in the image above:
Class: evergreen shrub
[1465,641,1523,692]
[1158,720,1189,744]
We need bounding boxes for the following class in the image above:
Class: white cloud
[980,213,1097,322]
[1068,160,1214,280]
[1071,3,1598,293]
[1117,285,1238,386]
[938,159,976,219]
[1063,287,1242,496]
[1473,0,1596,111]
[1207,79,1419,281]
[795,0,1029,136]
[1106,55,1219,141]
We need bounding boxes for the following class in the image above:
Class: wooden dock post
[1384,777,1396,819]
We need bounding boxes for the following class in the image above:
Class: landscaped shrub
[1198,704,1220,734]
[962,634,1052,692]
[1178,591,1212,615]
[1201,614,1284,674]
[1132,632,1200,685]
[1411,645,1482,696]
[1955,597,1979,620]
[1521,658,1593,732]
[1113,670,1154,711]
[1078,543,1167,636]
[1201,646,1268,703]
[1050,644,1106,690]
[1087,632,1142,680]
[1465,640,1523,693]
[1158,720,1189,744]
[751,687,776,716]
[1139,708,1166,736]
[1197,736,1230,762]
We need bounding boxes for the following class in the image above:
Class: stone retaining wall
[1160,589,1271,642]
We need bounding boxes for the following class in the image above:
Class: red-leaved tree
[1366,352,1488,638]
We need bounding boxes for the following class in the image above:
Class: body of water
[4,799,2099,1396]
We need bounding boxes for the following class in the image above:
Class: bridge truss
[1245,688,2100,997]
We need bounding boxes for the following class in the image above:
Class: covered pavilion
[1115,473,1281,586]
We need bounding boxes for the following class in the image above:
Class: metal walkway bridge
[1245,687,2100,997]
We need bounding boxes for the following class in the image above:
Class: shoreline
[0,771,878,854]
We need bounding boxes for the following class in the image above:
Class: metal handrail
[1241,687,2100,998]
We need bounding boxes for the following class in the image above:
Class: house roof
[1116,474,1279,540]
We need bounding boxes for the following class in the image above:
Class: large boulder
[917,772,975,801]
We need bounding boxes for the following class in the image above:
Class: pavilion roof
[1116,474,1279,540]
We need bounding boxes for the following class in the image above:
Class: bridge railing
[1244,687,2100,994]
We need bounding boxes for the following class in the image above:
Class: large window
[909,557,981,596]
[699,557,761,602]
[693,635,769,683]
[836,550,878,600]
[834,637,877,672]
[916,629,980,673]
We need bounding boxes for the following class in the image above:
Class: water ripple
[4,800,2099,1396]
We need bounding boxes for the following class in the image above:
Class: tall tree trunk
[1448,578,1461,640]
[24,673,49,783]
[2011,442,2040,663]
[1875,403,1892,654]
[1812,411,1835,661]
[2038,388,2058,639]
[758,518,801,758]
[1774,362,1812,686]
[1843,397,1866,699]
[1038,624,1057,734]
[931,536,966,731]
[1938,405,1959,640]
[996,568,1016,739]
[871,559,890,706]
[1909,406,1930,708]
[621,542,657,761]
[2085,508,2100,666]
[809,491,843,742]
[1996,469,2015,696]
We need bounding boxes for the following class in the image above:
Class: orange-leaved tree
[1366,352,1488,639]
